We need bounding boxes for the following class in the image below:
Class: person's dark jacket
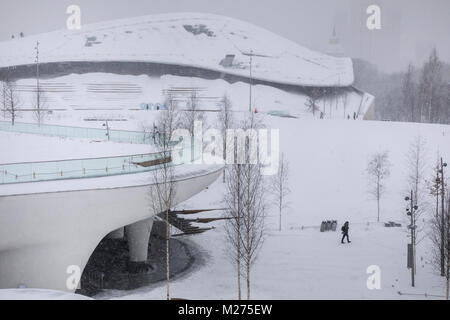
[341,223,349,234]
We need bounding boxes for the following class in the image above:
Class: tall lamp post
[405,191,418,287]
[439,158,447,276]
[35,41,41,124]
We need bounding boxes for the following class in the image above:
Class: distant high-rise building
[326,27,345,57]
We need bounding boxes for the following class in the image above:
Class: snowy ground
[91,117,449,300]
[1,75,448,299]
[95,181,445,300]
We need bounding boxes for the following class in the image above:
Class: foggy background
[0,0,448,74]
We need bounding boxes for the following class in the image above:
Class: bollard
[320,221,326,232]
[331,220,338,232]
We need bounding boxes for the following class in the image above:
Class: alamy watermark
[366,265,381,290]
[366,5,382,30]
[66,265,81,290]
[172,121,280,176]
[66,5,82,30]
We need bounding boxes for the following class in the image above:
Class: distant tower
[327,26,345,57]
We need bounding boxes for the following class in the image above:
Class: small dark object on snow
[384,221,402,228]
[320,220,338,232]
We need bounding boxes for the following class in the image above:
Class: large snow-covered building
[0,13,374,120]
[0,12,378,295]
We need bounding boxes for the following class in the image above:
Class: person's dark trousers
[341,233,350,243]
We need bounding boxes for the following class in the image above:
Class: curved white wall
[0,167,222,292]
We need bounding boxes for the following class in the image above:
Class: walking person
[341,221,351,244]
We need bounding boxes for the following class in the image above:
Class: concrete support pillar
[125,218,154,263]
[107,227,124,240]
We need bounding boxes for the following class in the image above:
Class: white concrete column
[125,218,154,262]
[107,227,124,240]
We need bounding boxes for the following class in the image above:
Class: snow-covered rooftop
[0,13,354,87]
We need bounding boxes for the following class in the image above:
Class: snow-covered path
[96,180,445,300]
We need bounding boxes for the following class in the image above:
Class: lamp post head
[405,197,410,201]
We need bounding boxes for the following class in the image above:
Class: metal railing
[0,120,158,145]
[0,141,202,185]
[0,120,204,185]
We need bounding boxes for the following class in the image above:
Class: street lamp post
[35,41,40,124]
[440,158,447,276]
[405,191,418,287]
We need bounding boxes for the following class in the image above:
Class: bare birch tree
[224,162,245,300]
[430,190,450,299]
[2,81,20,125]
[341,90,349,119]
[149,92,180,301]
[402,64,417,122]
[404,136,429,274]
[1,81,7,119]
[218,93,233,183]
[418,48,443,123]
[446,195,450,300]
[183,90,204,137]
[367,151,391,222]
[241,114,266,300]
[306,88,320,117]
[406,137,428,234]
[33,86,48,126]
[223,114,266,300]
[428,154,449,280]
[270,153,290,231]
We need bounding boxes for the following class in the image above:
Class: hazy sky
[0,0,448,73]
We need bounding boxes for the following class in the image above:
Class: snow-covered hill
[0,13,353,87]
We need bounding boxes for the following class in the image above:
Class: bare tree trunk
[218,94,233,184]
[441,158,446,277]
[279,200,282,232]
[377,176,380,222]
[166,205,170,300]
[246,256,250,300]
[446,198,449,300]
[237,164,242,300]
[367,152,391,223]
[149,93,180,301]
[246,162,251,300]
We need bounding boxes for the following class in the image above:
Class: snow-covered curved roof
[0,13,354,87]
